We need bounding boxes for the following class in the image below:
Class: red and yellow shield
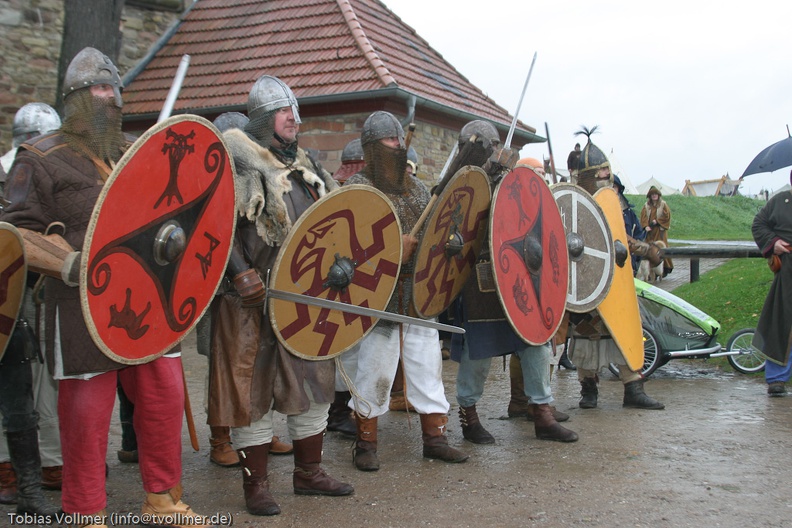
[594,187,644,371]
[0,222,27,362]
[81,115,236,364]
[412,166,491,318]
[270,185,402,360]
[490,166,568,345]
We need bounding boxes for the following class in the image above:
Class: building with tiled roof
[121,0,544,179]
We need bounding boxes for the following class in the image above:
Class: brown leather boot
[579,376,598,409]
[0,461,17,504]
[237,443,280,516]
[73,509,108,528]
[210,425,240,467]
[353,413,379,471]
[292,433,354,496]
[507,355,531,418]
[623,379,665,410]
[41,465,62,490]
[141,483,213,527]
[458,405,495,444]
[270,436,293,455]
[531,404,578,442]
[525,405,570,423]
[420,414,469,463]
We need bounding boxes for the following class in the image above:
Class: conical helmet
[62,47,123,107]
[361,111,404,148]
[247,75,300,123]
[12,103,61,147]
[576,125,609,174]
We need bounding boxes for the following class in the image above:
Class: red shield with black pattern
[490,166,568,345]
[270,185,402,360]
[412,166,491,319]
[0,222,27,362]
[81,115,236,364]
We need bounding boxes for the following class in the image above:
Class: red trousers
[58,356,184,514]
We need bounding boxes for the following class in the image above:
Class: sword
[267,288,465,334]
[157,54,190,123]
[545,122,558,184]
[504,51,537,150]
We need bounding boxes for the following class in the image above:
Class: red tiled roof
[123,0,537,137]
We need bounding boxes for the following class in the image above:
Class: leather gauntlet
[233,268,266,308]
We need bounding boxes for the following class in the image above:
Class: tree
[55,0,125,112]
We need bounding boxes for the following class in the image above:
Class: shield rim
[0,222,28,362]
[411,165,492,319]
[269,184,403,361]
[551,183,614,313]
[488,167,569,345]
[80,114,237,365]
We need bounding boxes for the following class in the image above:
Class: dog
[636,240,666,282]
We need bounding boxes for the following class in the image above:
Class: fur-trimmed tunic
[208,129,339,426]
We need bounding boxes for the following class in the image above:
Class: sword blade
[268,288,465,334]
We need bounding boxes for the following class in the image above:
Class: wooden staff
[405,122,416,150]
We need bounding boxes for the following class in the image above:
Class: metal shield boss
[0,222,27,362]
[269,185,402,360]
[593,187,644,371]
[81,115,237,364]
[412,166,491,318]
[551,183,614,313]
[489,167,568,345]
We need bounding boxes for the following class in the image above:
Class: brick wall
[0,0,181,152]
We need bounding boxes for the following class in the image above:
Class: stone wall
[0,0,182,152]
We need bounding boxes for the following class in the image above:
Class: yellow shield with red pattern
[0,222,27,362]
[270,185,402,360]
[594,187,644,371]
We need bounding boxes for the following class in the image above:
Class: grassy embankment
[624,193,773,368]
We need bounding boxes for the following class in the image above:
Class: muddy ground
[3,332,790,528]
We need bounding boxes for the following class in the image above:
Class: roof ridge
[335,0,395,87]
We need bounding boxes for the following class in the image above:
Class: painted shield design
[81,115,236,364]
[594,187,644,371]
[552,183,614,313]
[489,167,569,345]
[412,166,491,319]
[270,185,402,360]
[0,222,27,362]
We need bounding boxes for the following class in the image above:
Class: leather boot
[210,426,240,467]
[327,391,356,437]
[525,404,570,423]
[507,355,530,418]
[73,508,108,528]
[458,405,495,444]
[41,465,62,490]
[141,483,213,527]
[292,433,354,496]
[420,414,469,463]
[531,404,579,442]
[237,443,280,516]
[558,349,576,370]
[579,376,598,409]
[270,436,293,455]
[0,461,17,504]
[353,413,379,471]
[623,379,665,410]
[7,428,59,516]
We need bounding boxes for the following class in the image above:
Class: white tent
[637,176,680,196]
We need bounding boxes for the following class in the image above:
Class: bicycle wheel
[608,327,662,378]
[726,328,766,374]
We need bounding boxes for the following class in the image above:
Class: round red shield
[489,166,569,345]
[412,166,491,318]
[270,185,403,360]
[81,115,236,364]
[0,222,27,362]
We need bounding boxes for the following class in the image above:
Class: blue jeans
[765,348,792,384]
[456,339,553,407]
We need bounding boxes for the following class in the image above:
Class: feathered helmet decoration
[575,125,610,174]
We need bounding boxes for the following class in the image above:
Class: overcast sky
[392,0,792,195]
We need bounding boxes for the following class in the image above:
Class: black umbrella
[741,136,792,178]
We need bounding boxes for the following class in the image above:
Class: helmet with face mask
[575,125,612,194]
[62,47,123,108]
[361,111,408,193]
[12,103,61,148]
